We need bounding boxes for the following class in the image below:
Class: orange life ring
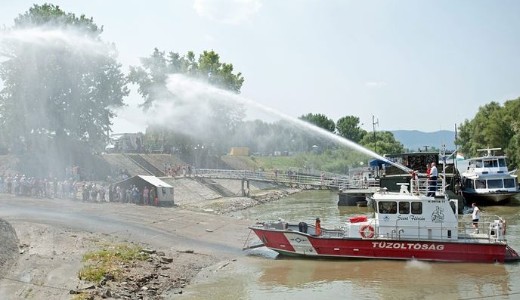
[360,224,375,238]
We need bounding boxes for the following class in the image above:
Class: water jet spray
[147,74,414,174]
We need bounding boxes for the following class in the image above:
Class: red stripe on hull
[252,228,295,252]
[252,229,508,263]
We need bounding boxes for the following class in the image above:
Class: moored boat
[248,177,520,263]
[460,148,520,204]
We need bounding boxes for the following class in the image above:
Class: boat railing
[409,178,441,196]
[457,216,507,241]
[374,217,506,242]
[385,220,459,240]
[340,178,380,190]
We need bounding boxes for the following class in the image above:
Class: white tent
[114,175,174,206]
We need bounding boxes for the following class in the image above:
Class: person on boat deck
[427,162,438,196]
[424,163,431,190]
[315,218,321,236]
[472,203,481,233]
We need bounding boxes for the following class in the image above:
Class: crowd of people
[0,174,161,206]
[163,164,193,177]
[0,174,104,201]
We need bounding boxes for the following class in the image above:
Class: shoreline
[0,183,300,299]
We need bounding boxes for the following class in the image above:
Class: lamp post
[372,115,379,154]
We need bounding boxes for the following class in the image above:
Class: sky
[1,0,520,134]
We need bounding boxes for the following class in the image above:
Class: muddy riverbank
[0,179,299,299]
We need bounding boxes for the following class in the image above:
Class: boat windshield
[399,202,410,214]
[488,179,503,189]
[499,158,507,167]
[484,159,498,168]
[378,201,422,215]
[475,180,487,189]
[505,178,516,188]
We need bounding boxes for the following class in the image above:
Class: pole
[372,115,379,154]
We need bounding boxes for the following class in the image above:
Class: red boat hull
[251,228,519,263]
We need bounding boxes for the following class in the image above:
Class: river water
[179,191,520,300]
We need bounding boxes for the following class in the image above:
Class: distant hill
[390,130,456,151]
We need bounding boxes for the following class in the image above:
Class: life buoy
[360,224,375,238]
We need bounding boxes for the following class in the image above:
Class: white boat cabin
[346,181,506,242]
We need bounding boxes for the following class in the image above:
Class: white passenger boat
[460,148,519,204]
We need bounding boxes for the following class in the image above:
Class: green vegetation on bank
[78,243,148,283]
[246,149,372,174]
[456,98,520,168]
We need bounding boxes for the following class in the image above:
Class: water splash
[0,26,116,178]
[0,27,112,58]
[147,74,412,173]
[405,258,432,270]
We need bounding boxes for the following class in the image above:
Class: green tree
[336,115,367,143]
[129,49,244,109]
[502,98,520,167]
[359,131,404,155]
[299,113,336,132]
[456,99,520,167]
[0,4,128,177]
[298,113,337,152]
[128,49,245,155]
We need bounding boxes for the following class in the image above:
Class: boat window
[411,202,422,214]
[488,179,503,189]
[464,178,474,189]
[399,202,410,214]
[378,201,397,214]
[499,158,507,167]
[484,160,493,168]
[475,160,483,168]
[449,201,456,214]
[475,180,486,189]
[504,178,516,188]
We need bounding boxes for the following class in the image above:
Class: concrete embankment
[165,177,301,214]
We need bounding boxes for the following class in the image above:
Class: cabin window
[488,179,503,189]
[465,178,474,189]
[499,158,507,167]
[475,180,486,189]
[411,202,422,214]
[475,160,483,168]
[484,160,493,168]
[504,178,516,188]
[449,201,456,214]
[378,201,397,214]
[399,202,410,214]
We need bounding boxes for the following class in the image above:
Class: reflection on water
[254,259,511,300]
[181,191,520,300]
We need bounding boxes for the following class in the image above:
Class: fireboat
[247,174,519,263]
